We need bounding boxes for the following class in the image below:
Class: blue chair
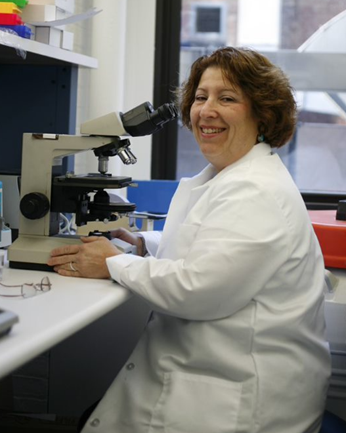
[319,410,346,433]
[127,180,179,231]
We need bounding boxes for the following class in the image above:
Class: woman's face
[190,67,259,172]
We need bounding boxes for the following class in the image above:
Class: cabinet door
[0,64,77,173]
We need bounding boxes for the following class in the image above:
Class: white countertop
[0,264,131,379]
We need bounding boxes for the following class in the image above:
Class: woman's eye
[195,95,206,101]
[221,97,235,103]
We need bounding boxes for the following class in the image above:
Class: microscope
[7,102,177,271]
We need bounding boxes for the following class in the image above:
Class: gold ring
[69,262,77,272]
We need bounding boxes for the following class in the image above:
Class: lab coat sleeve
[106,179,293,321]
[139,230,162,256]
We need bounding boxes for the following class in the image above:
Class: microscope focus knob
[20,193,50,220]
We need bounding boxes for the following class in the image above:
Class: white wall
[71,0,156,181]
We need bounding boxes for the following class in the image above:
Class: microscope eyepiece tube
[121,101,177,137]
[149,103,178,126]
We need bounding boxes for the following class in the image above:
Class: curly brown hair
[177,47,297,148]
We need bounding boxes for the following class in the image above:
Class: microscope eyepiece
[149,103,178,127]
[121,101,178,137]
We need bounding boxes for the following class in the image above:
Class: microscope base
[8,235,82,271]
[9,261,55,272]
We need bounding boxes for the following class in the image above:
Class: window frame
[151,0,182,180]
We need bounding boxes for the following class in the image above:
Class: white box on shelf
[61,30,73,50]
[21,5,69,29]
[23,0,74,14]
[35,26,62,48]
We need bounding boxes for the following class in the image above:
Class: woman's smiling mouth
[200,127,225,134]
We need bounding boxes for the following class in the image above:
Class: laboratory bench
[0,264,130,379]
[0,259,150,418]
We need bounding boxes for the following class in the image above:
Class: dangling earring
[257,134,265,143]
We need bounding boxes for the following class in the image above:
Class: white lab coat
[82,143,331,433]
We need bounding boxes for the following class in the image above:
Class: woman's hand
[110,228,146,257]
[47,236,121,278]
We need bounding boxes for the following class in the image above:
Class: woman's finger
[47,253,78,267]
[54,265,81,278]
[50,244,80,257]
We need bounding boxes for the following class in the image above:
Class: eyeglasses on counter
[0,276,52,299]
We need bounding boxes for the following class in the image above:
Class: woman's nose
[200,99,218,118]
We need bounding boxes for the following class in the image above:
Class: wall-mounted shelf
[0,31,98,68]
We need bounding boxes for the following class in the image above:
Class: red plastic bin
[309,210,346,269]
[0,14,23,26]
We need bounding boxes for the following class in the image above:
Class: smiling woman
[178,47,297,149]
[48,47,330,433]
[189,67,258,171]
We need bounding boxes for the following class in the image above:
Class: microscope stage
[53,174,133,189]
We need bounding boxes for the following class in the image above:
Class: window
[173,0,346,196]
[196,7,221,32]
[188,3,227,45]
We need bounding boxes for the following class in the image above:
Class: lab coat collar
[215,142,273,177]
[189,142,273,190]
[180,164,217,189]
[157,144,272,257]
